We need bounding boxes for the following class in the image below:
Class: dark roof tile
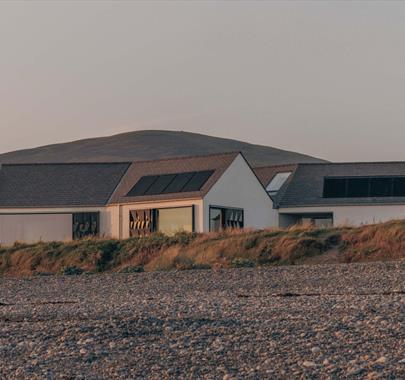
[0,163,130,208]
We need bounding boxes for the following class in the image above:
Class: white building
[0,152,276,245]
[2,154,405,245]
[254,162,405,227]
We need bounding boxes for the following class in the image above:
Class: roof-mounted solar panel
[182,170,214,192]
[126,170,215,197]
[145,174,176,195]
[162,172,195,194]
[126,175,158,196]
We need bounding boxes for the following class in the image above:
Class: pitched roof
[0,162,130,208]
[109,152,239,204]
[274,162,405,208]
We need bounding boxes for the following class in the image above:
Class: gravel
[0,262,404,379]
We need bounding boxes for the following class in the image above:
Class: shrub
[231,258,255,268]
[244,237,258,250]
[192,263,211,270]
[60,266,84,275]
[119,266,144,273]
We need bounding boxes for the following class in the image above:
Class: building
[255,162,405,228]
[0,152,276,245]
[3,153,405,245]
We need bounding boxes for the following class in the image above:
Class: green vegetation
[1,220,405,276]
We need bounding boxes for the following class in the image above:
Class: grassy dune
[1,220,405,276]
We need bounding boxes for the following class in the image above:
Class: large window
[130,206,194,236]
[72,212,99,240]
[157,207,194,235]
[209,207,244,232]
[323,176,405,198]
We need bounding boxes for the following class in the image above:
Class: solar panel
[182,170,214,192]
[162,172,195,194]
[126,170,215,197]
[127,175,158,196]
[145,174,176,195]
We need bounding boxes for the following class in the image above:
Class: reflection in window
[129,206,194,236]
[157,207,193,235]
[73,213,99,240]
[129,209,156,237]
[209,207,244,232]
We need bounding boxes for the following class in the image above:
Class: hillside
[0,130,326,167]
[1,220,404,276]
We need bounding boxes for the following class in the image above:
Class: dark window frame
[72,212,100,240]
[209,205,244,232]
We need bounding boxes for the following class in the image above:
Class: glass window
[266,172,292,193]
[209,207,244,232]
[393,178,405,196]
[323,178,347,198]
[72,212,99,240]
[129,209,155,237]
[157,206,193,235]
[209,208,222,232]
[347,178,369,197]
[370,177,392,197]
[324,176,405,198]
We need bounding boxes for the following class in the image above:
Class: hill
[0,130,326,167]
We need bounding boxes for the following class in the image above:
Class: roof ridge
[1,161,132,167]
[297,161,405,166]
[253,163,299,170]
[128,151,240,165]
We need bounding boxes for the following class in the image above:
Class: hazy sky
[1,1,405,162]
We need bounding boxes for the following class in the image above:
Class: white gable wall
[203,154,277,231]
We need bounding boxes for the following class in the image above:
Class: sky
[1,1,405,162]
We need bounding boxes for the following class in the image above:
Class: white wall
[117,199,204,239]
[278,204,405,226]
[0,207,112,245]
[0,214,72,245]
[203,154,277,231]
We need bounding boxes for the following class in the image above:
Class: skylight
[266,172,292,194]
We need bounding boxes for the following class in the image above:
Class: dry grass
[1,220,405,276]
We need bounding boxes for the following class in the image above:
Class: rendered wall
[203,154,277,231]
[278,204,405,227]
[0,214,72,245]
[0,207,112,245]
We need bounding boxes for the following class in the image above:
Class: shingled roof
[109,152,240,204]
[273,162,405,208]
[0,162,130,208]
